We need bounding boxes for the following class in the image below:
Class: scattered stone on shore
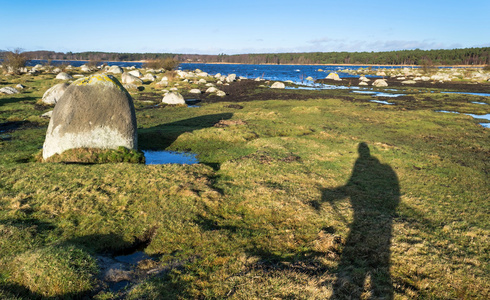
[359,81,369,86]
[326,73,342,81]
[122,73,143,85]
[56,72,73,80]
[216,90,226,97]
[42,74,138,160]
[401,80,417,85]
[141,73,156,82]
[42,83,70,105]
[80,65,91,72]
[373,79,388,87]
[271,82,285,89]
[205,87,218,93]
[226,74,237,83]
[306,76,314,81]
[162,92,185,104]
[0,87,20,95]
[108,65,124,74]
[189,89,201,94]
[128,70,143,78]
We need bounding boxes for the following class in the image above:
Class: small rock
[41,110,53,118]
[0,87,20,94]
[122,73,143,85]
[271,82,285,89]
[226,74,236,83]
[141,73,156,82]
[128,70,143,78]
[16,84,25,89]
[56,72,73,80]
[372,79,388,87]
[189,89,201,94]
[326,73,342,81]
[162,92,185,104]
[108,65,124,74]
[401,80,417,85]
[205,87,218,93]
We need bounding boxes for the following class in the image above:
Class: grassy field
[0,71,489,299]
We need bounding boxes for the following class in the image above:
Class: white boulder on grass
[128,70,143,78]
[189,89,201,94]
[122,73,143,85]
[56,72,73,80]
[216,90,226,97]
[141,73,156,82]
[108,65,124,74]
[271,82,285,89]
[162,92,186,104]
[42,83,70,105]
[0,87,20,95]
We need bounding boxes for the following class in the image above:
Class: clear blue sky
[1,0,489,54]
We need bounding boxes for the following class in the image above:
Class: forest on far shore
[1,47,489,66]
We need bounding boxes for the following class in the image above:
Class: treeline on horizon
[2,47,489,66]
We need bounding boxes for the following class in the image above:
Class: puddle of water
[115,251,151,265]
[436,111,490,128]
[351,90,405,98]
[371,100,394,105]
[110,280,131,293]
[442,91,490,97]
[465,113,490,121]
[471,101,489,105]
[143,150,199,165]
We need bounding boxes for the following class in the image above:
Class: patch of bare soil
[192,80,354,103]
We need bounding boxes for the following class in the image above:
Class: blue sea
[27,60,409,84]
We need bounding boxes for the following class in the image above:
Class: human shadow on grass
[311,142,400,299]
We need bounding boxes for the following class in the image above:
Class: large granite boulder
[42,74,137,160]
[42,83,70,105]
